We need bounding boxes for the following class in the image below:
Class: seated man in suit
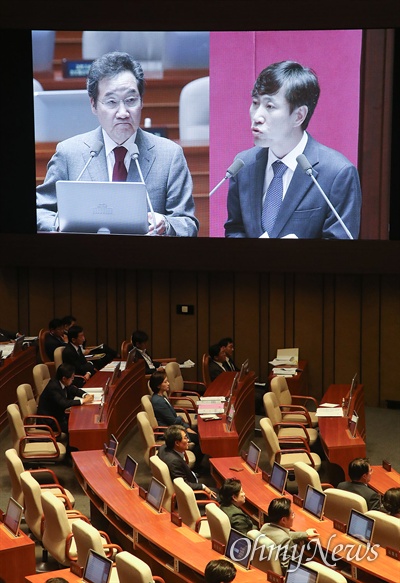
[62,325,97,387]
[218,337,239,372]
[260,497,319,573]
[45,318,68,361]
[337,457,382,510]
[36,51,198,237]
[131,330,164,374]
[158,425,217,499]
[219,478,257,535]
[208,343,228,382]
[224,61,361,240]
[205,560,237,583]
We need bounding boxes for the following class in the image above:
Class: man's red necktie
[112,146,128,181]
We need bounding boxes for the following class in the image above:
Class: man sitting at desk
[45,318,68,361]
[218,337,239,372]
[260,497,319,573]
[62,325,97,387]
[208,343,228,382]
[337,457,382,511]
[131,330,163,374]
[158,425,217,499]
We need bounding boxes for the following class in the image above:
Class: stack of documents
[180,359,195,368]
[197,396,225,415]
[87,387,104,404]
[271,367,297,377]
[101,360,126,372]
[316,404,344,417]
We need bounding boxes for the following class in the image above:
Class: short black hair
[382,487,400,516]
[48,318,63,330]
[209,343,223,359]
[205,559,237,583]
[267,497,292,523]
[131,330,149,346]
[149,371,166,394]
[164,425,186,449]
[252,60,320,130]
[348,458,370,481]
[218,337,233,348]
[219,478,242,505]
[67,325,83,342]
[56,363,75,381]
[87,51,145,105]
[61,315,76,327]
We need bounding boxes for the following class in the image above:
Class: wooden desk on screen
[198,370,256,458]
[68,360,147,450]
[210,456,399,583]
[72,450,266,583]
[0,346,36,431]
[318,383,366,480]
[0,522,36,583]
[268,359,309,395]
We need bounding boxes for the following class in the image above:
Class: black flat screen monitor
[105,434,118,466]
[146,477,166,512]
[120,454,138,488]
[83,549,113,583]
[285,560,319,583]
[246,441,261,473]
[2,497,23,537]
[303,485,326,520]
[126,347,138,368]
[225,528,253,569]
[269,462,288,495]
[109,361,121,386]
[346,509,375,544]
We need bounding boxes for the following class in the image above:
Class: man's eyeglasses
[98,96,141,110]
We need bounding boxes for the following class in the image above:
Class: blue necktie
[261,160,288,234]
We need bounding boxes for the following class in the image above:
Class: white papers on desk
[199,396,226,402]
[180,359,195,368]
[197,401,225,415]
[316,407,344,417]
[0,343,14,358]
[101,360,126,372]
[272,367,297,376]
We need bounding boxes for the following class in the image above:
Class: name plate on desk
[70,562,84,577]
[138,486,147,500]
[212,539,226,554]
[62,59,92,78]
[386,546,400,560]
[333,519,346,533]
[292,494,303,507]
[382,459,392,471]
[267,571,284,583]
[171,512,182,527]
[261,470,269,483]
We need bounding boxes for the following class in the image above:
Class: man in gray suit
[36,51,199,237]
[225,61,361,239]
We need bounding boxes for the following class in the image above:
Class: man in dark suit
[208,343,228,382]
[218,337,239,372]
[159,425,217,499]
[44,318,68,361]
[131,330,163,374]
[337,457,382,510]
[225,61,361,240]
[62,325,96,387]
[37,364,94,434]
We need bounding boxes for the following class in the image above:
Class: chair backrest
[263,391,282,425]
[54,346,65,371]
[259,417,280,467]
[305,561,348,583]
[141,395,158,429]
[17,383,37,419]
[136,411,156,466]
[41,490,75,565]
[33,363,51,399]
[324,488,368,524]
[120,339,132,360]
[164,361,184,393]
[162,31,209,69]
[5,448,25,505]
[116,550,165,583]
[179,76,209,144]
[247,531,282,575]
[33,78,43,92]
[205,503,231,545]
[7,404,25,451]
[149,455,174,513]
[293,461,323,499]
[173,477,201,530]
[38,328,50,364]
[202,353,211,387]
[32,30,55,73]
[270,376,292,407]
[365,510,400,549]
[72,520,107,568]
[20,470,45,541]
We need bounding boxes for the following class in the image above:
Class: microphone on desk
[296,154,353,240]
[209,158,245,196]
[130,144,159,235]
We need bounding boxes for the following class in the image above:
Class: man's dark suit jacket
[37,378,86,432]
[62,343,95,377]
[337,481,382,510]
[151,394,188,428]
[0,327,17,342]
[223,358,239,372]
[158,444,200,491]
[209,360,227,382]
[220,503,257,535]
[136,351,161,375]
[45,333,67,361]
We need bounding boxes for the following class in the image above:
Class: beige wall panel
[333,275,362,383]
[234,272,261,378]
[380,275,400,403]
[360,275,381,406]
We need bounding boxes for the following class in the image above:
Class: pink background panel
[209,30,362,237]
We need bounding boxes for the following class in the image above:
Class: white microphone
[130,144,158,235]
[76,141,104,181]
[209,158,245,196]
[296,154,353,240]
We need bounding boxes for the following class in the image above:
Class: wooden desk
[25,569,77,583]
[68,360,147,450]
[210,456,399,583]
[0,346,36,431]
[268,360,309,395]
[0,522,36,583]
[72,450,266,583]
[370,465,400,494]
[198,371,256,457]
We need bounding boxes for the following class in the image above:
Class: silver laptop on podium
[56,180,148,234]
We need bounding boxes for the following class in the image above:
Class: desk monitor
[103,377,110,400]
[225,528,253,570]
[56,180,148,235]
[226,403,235,432]
[2,497,23,537]
[238,358,249,382]
[285,560,319,583]
[121,454,138,488]
[246,441,261,473]
[345,372,358,416]
[146,477,166,513]
[109,361,121,386]
[83,549,113,583]
[106,434,118,466]
[126,346,138,368]
[269,462,288,495]
[303,485,326,520]
[348,410,359,438]
[12,335,25,357]
[346,509,375,544]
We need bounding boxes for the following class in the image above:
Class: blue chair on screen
[32,30,55,73]
[179,76,209,144]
